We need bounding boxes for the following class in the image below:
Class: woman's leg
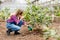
[6,29,12,35]
[6,23,13,35]
[6,23,21,35]
[10,24,20,31]
[10,24,21,35]
[6,23,20,31]
[17,20,24,27]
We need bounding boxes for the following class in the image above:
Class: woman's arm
[11,15,20,24]
[19,16,24,20]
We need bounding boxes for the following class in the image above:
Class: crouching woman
[6,9,26,35]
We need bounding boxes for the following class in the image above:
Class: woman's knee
[11,25,20,31]
[6,23,21,31]
[16,27,20,31]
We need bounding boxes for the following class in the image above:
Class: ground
[0,20,60,40]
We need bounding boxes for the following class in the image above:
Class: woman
[6,9,26,35]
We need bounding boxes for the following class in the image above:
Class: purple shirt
[7,15,20,24]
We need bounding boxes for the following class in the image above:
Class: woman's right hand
[20,16,24,20]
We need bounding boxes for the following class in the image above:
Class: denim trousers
[6,20,24,31]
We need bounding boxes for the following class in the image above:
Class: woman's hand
[20,16,24,20]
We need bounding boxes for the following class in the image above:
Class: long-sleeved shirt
[7,15,24,25]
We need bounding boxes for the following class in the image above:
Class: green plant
[24,0,59,40]
[54,6,60,16]
[55,11,60,16]
[0,7,10,21]
[23,4,52,27]
[0,1,2,4]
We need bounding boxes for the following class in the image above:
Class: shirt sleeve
[11,15,20,24]
[23,21,25,25]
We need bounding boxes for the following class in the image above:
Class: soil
[0,21,60,40]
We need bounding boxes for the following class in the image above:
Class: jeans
[6,20,24,31]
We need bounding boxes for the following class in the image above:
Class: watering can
[28,26,32,31]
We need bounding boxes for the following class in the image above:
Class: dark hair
[16,9,23,16]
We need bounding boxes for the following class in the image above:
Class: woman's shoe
[14,31,20,35]
[6,29,12,35]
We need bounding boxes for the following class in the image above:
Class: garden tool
[28,26,32,31]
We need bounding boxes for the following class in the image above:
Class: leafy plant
[23,4,52,27]
[54,6,60,16]
[24,0,59,40]
[55,11,60,16]
[0,7,10,21]
[0,0,2,4]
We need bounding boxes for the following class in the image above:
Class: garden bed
[0,20,60,40]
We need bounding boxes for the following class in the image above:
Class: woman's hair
[16,9,23,16]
